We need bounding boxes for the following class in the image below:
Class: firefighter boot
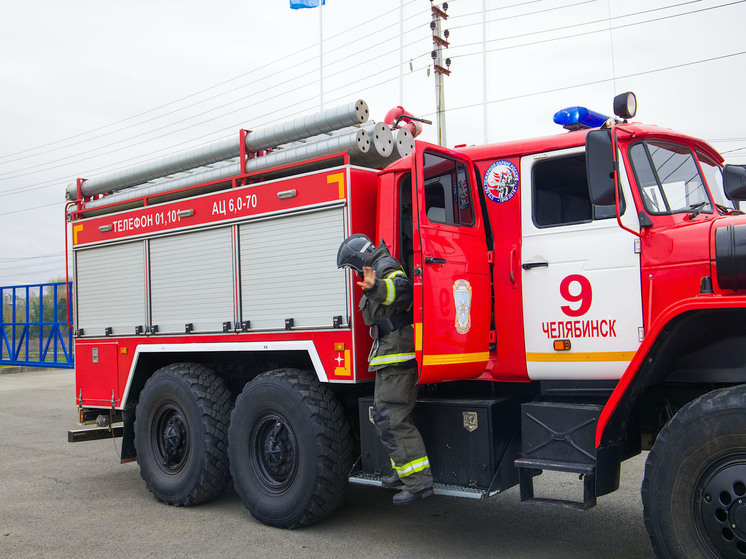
[392,485,433,505]
[381,472,404,489]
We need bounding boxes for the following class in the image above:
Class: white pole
[607,0,617,95]
[319,4,324,110]
[482,0,488,144]
[399,0,404,102]
[432,10,447,147]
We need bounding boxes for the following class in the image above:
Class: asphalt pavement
[0,369,655,558]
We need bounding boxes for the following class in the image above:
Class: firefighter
[337,234,434,505]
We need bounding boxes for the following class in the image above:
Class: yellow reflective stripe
[526,351,634,362]
[391,456,431,477]
[382,270,406,306]
[383,278,395,306]
[369,352,416,366]
[422,352,489,366]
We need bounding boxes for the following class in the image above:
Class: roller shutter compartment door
[150,228,235,334]
[75,241,146,336]
[240,208,347,330]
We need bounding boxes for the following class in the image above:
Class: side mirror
[585,129,616,206]
[724,164,746,201]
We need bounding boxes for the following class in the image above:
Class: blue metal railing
[1,282,74,368]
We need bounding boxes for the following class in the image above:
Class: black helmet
[337,234,374,272]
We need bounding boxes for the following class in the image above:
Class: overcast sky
[0,0,744,285]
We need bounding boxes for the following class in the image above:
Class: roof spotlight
[613,91,637,120]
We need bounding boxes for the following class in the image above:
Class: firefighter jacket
[359,244,415,372]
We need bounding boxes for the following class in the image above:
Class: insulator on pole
[67,100,369,200]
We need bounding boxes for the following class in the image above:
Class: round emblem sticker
[483,160,519,203]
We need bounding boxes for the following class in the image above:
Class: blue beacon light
[553,106,611,131]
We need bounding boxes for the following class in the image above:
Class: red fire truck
[67,94,746,558]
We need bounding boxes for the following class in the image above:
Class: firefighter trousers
[371,365,433,491]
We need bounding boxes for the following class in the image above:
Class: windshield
[629,141,713,215]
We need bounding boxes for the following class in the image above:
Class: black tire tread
[135,362,232,506]
[230,368,352,528]
[642,384,746,558]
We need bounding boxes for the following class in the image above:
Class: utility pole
[319,4,324,111]
[430,1,451,147]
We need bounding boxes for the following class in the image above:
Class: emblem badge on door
[453,279,472,334]
[483,159,519,203]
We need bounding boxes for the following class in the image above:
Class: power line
[0,4,434,192]
[0,65,321,180]
[0,28,431,185]
[0,53,436,218]
[0,254,63,262]
[445,49,746,113]
[0,32,432,192]
[444,0,745,74]
[2,2,743,212]
[0,53,320,167]
[448,0,739,55]
[0,201,60,218]
[0,0,423,165]
[450,0,702,28]
[451,0,598,27]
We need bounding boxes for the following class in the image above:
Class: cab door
[412,142,491,383]
[520,146,643,380]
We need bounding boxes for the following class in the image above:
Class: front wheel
[642,385,746,558]
[228,369,352,528]
[134,363,231,506]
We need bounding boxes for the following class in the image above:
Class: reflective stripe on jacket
[360,244,415,372]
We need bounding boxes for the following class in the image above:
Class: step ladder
[513,401,602,511]
[349,472,488,500]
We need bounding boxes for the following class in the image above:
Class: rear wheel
[134,363,231,506]
[228,369,352,528]
[642,385,746,558]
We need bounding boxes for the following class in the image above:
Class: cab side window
[532,153,619,228]
[423,152,475,227]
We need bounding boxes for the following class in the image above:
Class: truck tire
[642,384,746,558]
[134,363,231,506]
[228,368,352,528]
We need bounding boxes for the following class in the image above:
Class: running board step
[348,473,487,500]
[514,458,596,511]
[68,426,123,443]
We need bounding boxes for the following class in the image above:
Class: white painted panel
[75,242,146,336]
[150,228,235,333]
[520,147,643,380]
[240,208,347,330]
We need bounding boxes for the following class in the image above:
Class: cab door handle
[425,256,447,265]
[522,261,548,270]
